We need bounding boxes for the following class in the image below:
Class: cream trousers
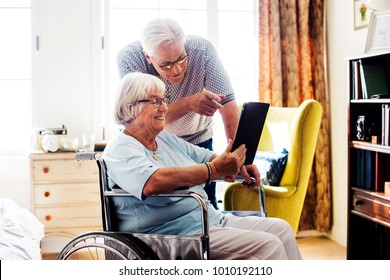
[206,213,303,260]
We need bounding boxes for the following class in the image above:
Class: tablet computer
[231,102,270,165]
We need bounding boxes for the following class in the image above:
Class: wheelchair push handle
[76,152,99,161]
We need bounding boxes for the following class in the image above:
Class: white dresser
[30,152,102,253]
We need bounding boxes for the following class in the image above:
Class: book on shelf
[351,61,356,99]
[359,60,368,99]
[364,150,375,191]
[351,60,363,99]
[382,104,390,146]
[354,150,378,191]
[356,149,364,188]
[382,104,386,145]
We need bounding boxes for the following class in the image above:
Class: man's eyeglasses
[128,96,170,108]
[156,55,188,71]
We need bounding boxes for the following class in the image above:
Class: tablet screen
[231,102,270,165]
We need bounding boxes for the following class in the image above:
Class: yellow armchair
[223,99,323,234]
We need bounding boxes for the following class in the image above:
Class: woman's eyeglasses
[128,96,170,108]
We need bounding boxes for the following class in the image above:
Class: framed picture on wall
[354,0,371,30]
[365,10,390,53]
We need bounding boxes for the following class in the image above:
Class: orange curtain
[258,0,331,232]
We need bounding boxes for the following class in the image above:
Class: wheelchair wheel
[57,231,160,260]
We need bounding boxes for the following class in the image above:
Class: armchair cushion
[254,149,288,186]
[264,185,297,198]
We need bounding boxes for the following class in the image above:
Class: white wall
[0,0,374,248]
[326,0,369,247]
[0,155,30,208]
[0,0,104,213]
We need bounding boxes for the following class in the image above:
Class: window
[105,0,258,150]
[107,0,257,102]
[0,0,31,154]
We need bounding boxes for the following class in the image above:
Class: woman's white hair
[141,18,186,56]
[114,72,166,125]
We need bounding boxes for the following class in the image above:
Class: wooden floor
[43,235,346,260]
[297,235,346,260]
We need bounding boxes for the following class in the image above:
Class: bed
[0,198,44,260]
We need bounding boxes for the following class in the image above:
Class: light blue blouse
[102,130,223,235]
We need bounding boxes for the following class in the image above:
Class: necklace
[147,142,158,161]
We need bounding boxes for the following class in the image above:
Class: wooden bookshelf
[346,51,390,260]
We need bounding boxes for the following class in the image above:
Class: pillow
[253,149,288,186]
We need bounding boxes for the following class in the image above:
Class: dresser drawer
[30,153,105,253]
[32,159,98,183]
[353,192,390,223]
[34,183,100,205]
[35,205,102,229]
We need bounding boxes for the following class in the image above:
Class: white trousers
[207,214,303,260]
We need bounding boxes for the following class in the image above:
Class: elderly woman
[103,72,303,260]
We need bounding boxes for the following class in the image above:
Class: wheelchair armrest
[106,186,191,196]
[217,176,266,217]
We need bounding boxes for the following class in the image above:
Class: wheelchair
[56,152,266,260]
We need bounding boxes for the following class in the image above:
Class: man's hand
[189,90,226,116]
[240,165,261,190]
[165,90,229,125]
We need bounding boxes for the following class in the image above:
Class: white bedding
[0,198,44,260]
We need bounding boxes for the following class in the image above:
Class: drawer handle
[44,191,50,197]
[45,215,51,221]
[353,198,362,207]
[43,167,50,173]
